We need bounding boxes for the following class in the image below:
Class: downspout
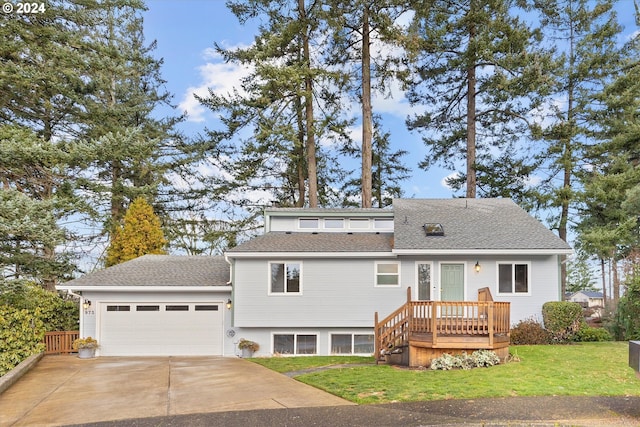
[224,253,234,323]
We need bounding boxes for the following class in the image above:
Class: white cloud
[441,172,460,190]
[178,44,254,123]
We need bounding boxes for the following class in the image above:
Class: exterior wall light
[226,299,232,310]
[83,300,92,310]
[474,261,481,273]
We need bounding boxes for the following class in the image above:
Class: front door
[440,264,464,301]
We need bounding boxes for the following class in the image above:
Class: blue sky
[142,0,638,203]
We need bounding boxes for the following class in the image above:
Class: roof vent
[423,223,444,236]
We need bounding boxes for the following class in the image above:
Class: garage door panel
[100,302,223,356]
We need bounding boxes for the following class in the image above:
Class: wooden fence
[44,331,79,354]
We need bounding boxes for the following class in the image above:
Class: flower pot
[78,348,96,359]
[241,348,254,358]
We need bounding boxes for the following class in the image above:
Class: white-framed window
[269,262,302,294]
[375,261,400,287]
[349,218,370,229]
[373,218,393,230]
[273,333,317,355]
[299,218,319,229]
[330,333,374,355]
[324,218,344,229]
[497,262,530,294]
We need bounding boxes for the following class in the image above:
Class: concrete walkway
[0,355,354,427]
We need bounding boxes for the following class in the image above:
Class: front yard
[251,342,640,404]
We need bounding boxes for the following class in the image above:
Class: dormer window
[423,223,444,236]
[299,218,319,229]
[324,218,344,229]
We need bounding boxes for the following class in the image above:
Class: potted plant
[73,336,99,359]
[238,338,259,358]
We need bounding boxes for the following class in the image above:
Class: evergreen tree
[198,0,352,210]
[574,11,638,304]
[324,0,404,207]
[78,0,189,232]
[565,255,598,294]
[532,0,623,294]
[341,117,410,207]
[400,0,552,199]
[105,197,167,267]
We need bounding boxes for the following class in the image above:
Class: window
[195,305,219,311]
[273,334,317,355]
[349,218,369,229]
[331,334,374,354]
[498,263,529,294]
[270,262,301,294]
[324,218,344,229]
[106,305,130,312]
[166,305,189,311]
[375,262,400,286]
[136,305,160,311]
[373,218,393,229]
[299,218,318,229]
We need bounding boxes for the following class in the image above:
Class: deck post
[488,303,494,347]
[431,302,438,346]
[406,286,411,303]
[374,311,379,363]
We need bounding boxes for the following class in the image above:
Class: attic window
[299,218,319,229]
[423,223,444,236]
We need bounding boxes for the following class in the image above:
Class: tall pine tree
[400,0,552,199]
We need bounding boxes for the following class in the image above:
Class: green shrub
[0,305,45,376]
[542,301,583,342]
[573,323,612,342]
[510,318,551,345]
[430,350,500,370]
[612,277,640,340]
[0,280,78,331]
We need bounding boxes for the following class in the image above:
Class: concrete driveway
[0,355,354,427]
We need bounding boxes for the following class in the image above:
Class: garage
[58,255,233,357]
[99,301,224,356]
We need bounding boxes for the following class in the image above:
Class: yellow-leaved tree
[105,197,167,267]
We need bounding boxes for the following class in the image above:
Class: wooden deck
[375,288,510,367]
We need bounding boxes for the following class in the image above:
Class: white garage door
[99,302,223,356]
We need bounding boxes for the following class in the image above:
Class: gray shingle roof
[60,255,230,287]
[573,291,604,298]
[393,198,571,251]
[227,232,393,253]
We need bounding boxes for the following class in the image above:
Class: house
[59,198,572,360]
[569,290,604,308]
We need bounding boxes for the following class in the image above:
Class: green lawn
[250,342,640,404]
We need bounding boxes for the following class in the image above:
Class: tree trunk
[600,258,607,307]
[299,0,318,208]
[361,5,373,208]
[612,257,620,306]
[294,96,306,207]
[466,9,477,199]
